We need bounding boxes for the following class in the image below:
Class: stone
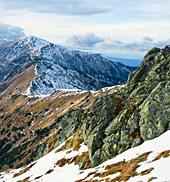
[81,45,170,167]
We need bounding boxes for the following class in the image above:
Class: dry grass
[55,151,92,170]
[45,169,54,175]
[74,152,93,170]
[13,162,37,178]
[55,157,72,167]
[147,177,158,182]
[152,150,170,162]
[76,179,100,182]
[75,151,152,182]
[0,76,122,171]
[140,167,154,176]
[1,65,36,97]
[111,94,124,119]
[16,176,30,182]
[66,150,72,154]
[76,172,96,182]
[46,134,60,154]
[34,175,43,180]
[56,130,84,153]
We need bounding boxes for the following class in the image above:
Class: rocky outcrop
[81,46,170,166]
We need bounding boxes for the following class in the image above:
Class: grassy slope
[0,66,122,171]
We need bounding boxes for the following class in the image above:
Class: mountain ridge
[0,36,136,95]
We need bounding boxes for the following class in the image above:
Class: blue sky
[1,0,170,65]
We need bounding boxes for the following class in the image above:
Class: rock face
[81,46,170,166]
[31,45,169,167]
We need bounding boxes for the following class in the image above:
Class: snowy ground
[24,85,124,98]
[1,131,170,182]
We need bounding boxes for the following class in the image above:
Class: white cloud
[65,33,105,48]
[0,22,26,39]
[99,37,170,52]
[65,33,170,52]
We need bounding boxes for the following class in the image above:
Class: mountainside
[1,130,170,181]
[0,43,170,181]
[0,36,136,95]
[0,85,122,172]
[0,37,6,46]
[80,46,170,167]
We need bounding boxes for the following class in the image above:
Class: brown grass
[147,177,158,182]
[47,134,60,154]
[140,167,154,176]
[111,94,124,119]
[66,150,72,154]
[76,180,101,182]
[75,151,152,182]
[152,150,170,162]
[75,172,96,182]
[55,157,72,167]
[34,175,43,180]
[56,130,84,153]
[0,78,122,171]
[16,176,30,182]
[13,162,37,178]
[74,152,93,170]
[55,151,92,170]
[45,169,54,175]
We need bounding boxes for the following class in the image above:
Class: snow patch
[1,131,170,181]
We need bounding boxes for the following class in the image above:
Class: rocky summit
[0,45,170,181]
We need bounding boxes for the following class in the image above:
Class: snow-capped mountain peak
[0,37,7,46]
[0,36,50,63]
[0,36,136,95]
[12,35,50,54]
[21,35,50,50]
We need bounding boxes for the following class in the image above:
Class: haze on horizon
[1,0,170,66]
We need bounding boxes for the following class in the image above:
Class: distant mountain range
[108,56,142,67]
[0,36,136,95]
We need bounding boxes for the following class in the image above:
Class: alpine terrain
[0,37,170,182]
[0,36,136,95]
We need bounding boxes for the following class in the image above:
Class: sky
[1,0,170,65]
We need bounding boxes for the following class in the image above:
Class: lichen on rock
[80,45,170,167]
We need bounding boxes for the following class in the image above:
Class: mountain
[0,37,7,46]
[0,40,169,181]
[108,56,142,67]
[0,36,136,95]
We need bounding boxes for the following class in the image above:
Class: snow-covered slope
[0,36,50,85]
[0,37,7,46]
[38,43,134,78]
[0,36,136,95]
[0,36,49,63]
[1,130,170,182]
[28,59,121,95]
